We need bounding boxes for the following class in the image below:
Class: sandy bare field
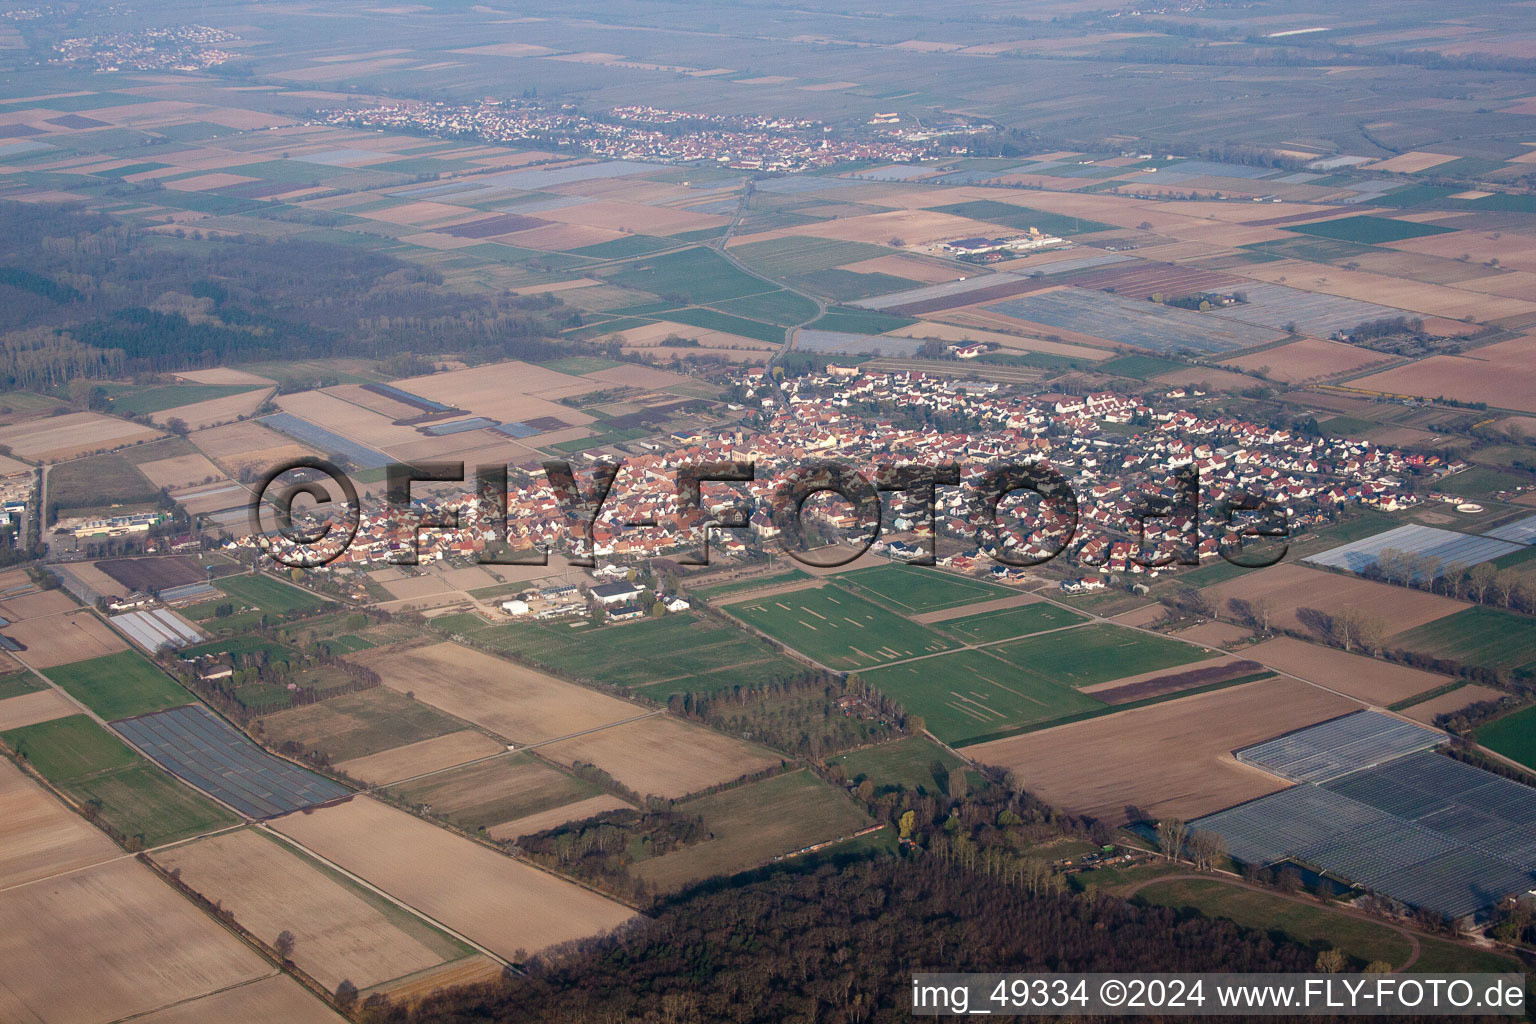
[910,592,1042,625]
[133,975,342,1024]
[1363,151,1458,173]
[271,797,637,960]
[967,677,1361,823]
[154,829,449,990]
[536,714,781,799]
[487,794,635,841]
[1347,335,1536,413]
[151,388,272,430]
[1225,337,1392,384]
[583,363,699,390]
[9,609,129,668]
[1202,563,1465,638]
[191,420,316,478]
[137,453,226,490]
[0,589,73,621]
[350,642,640,744]
[0,688,76,730]
[1230,260,1536,322]
[0,857,269,1024]
[173,368,274,387]
[390,363,598,423]
[541,199,729,236]
[0,756,119,889]
[276,390,424,449]
[335,730,506,785]
[1404,684,1506,725]
[838,253,964,283]
[0,412,163,462]
[1246,636,1450,706]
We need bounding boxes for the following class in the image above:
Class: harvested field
[150,387,272,430]
[173,367,274,387]
[536,714,781,799]
[1246,636,1450,706]
[271,796,637,960]
[1174,621,1255,648]
[0,588,72,620]
[390,362,598,423]
[260,689,467,764]
[0,857,269,1024]
[0,687,76,730]
[1403,684,1507,725]
[0,755,119,888]
[350,642,642,744]
[191,419,315,477]
[1202,563,1465,637]
[334,729,505,785]
[910,591,1042,625]
[1366,151,1457,173]
[133,975,342,1024]
[1346,336,1536,413]
[967,677,1362,823]
[365,956,504,1007]
[1231,261,1536,322]
[837,253,963,283]
[883,320,1110,361]
[389,753,613,832]
[634,770,872,891]
[0,411,162,461]
[488,794,634,841]
[136,452,225,490]
[1081,657,1266,704]
[154,828,457,990]
[275,390,423,449]
[8,608,128,668]
[1224,337,1392,383]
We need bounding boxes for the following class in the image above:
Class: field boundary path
[709,189,827,375]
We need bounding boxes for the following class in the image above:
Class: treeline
[377,857,1338,1024]
[0,201,605,387]
[665,672,904,757]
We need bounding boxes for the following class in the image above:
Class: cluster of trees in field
[515,807,706,897]
[0,202,608,389]
[1365,548,1536,614]
[666,672,903,757]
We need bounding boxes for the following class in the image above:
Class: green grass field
[45,651,192,722]
[865,647,1103,744]
[929,199,1114,236]
[726,586,956,670]
[831,563,1013,615]
[828,735,965,792]
[1285,215,1457,244]
[45,452,159,514]
[1136,877,1413,968]
[728,235,890,277]
[1096,354,1188,379]
[0,670,42,701]
[691,568,810,599]
[986,623,1214,689]
[935,603,1087,644]
[712,288,820,326]
[3,715,236,845]
[216,573,327,615]
[1475,704,1536,769]
[805,307,918,335]
[178,635,294,662]
[1393,607,1536,676]
[661,305,785,343]
[564,235,676,259]
[461,613,803,698]
[606,246,770,305]
[786,268,919,302]
[634,770,873,891]
[101,384,260,416]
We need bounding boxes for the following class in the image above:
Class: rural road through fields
[709,188,827,376]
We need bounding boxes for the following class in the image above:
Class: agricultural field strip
[255,823,515,969]
[381,709,666,789]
